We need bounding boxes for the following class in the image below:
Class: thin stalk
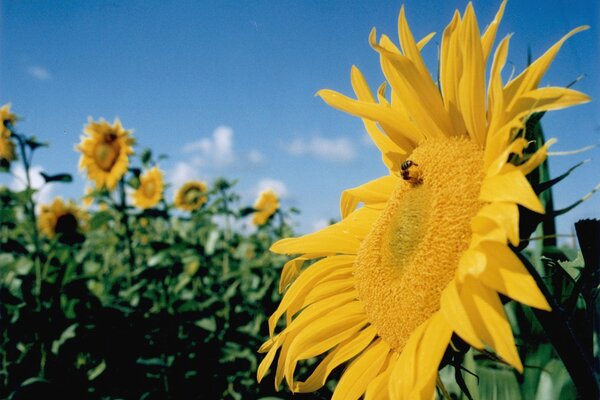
[13,133,42,297]
[517,252,599,398]
[219,188,231,276]
[118,179,136,284]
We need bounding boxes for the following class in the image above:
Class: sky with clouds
[1,0,598,235]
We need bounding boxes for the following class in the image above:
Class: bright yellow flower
[0,104,16,138]
[258,2,590,399]
[38,198,88,240]
[77,118,134,191]
[132,166,164,209]
[253,189,279,226]
[0,136,16,163]
[174,181,208,211]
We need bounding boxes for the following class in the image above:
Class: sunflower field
[1,1,600,400]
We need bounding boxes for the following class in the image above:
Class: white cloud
[169,161,203,189]
[27,66,51,81]
[286,135,356,162]
[183,126,235,168]
[253,178,289,199]
[311,218,331,232]
[10,165,55,206]
[247,149,264,165]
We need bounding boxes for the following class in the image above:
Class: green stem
[220,188,231,276]
[118,179,136,284]
[517,252,599,397]
[14,133,43,298]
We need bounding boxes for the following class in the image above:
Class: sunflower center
[184,188,202,205]
[94,140,120,171]
[143,181,157,198]
[354,137,485,352]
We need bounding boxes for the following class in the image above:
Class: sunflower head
[132,166,164,209]
[258,2,589,399]
[38,198,88,244]
[253,189,279,226]
[0,104,17,137]
[174,181,209,211]
[77,118,134,191]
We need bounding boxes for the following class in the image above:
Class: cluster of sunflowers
[1,1,599,399]
[0,109,293,398]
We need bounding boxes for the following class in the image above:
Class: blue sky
[1,0,598,236]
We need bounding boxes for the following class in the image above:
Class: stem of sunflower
[13,132,43,298]
[118,178,136,285]
[517,252,599,397]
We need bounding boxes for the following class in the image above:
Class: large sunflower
[253,189,280,226]
[132,166,164,209]
[258,2,589,399]
[77,118,134,191]
[174,180,209,211]
[39,198,88,243]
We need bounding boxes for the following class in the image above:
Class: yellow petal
[475,202,520,246]
[268,255,355,335]
[284,301,368,387]
[440,280,484,348]
[461,277,524,371]
[389,312,453,399]
[481,0,507,62]
[331,339,390,400]
[518,138,556,176]
[477,242,551,310]
[458,3,486,146]
[504,26,589,109]
[318,88,417,151]
[340,174,398,218]
[294,326,378,393]
[480,166,544,213]
[506,87,591,127]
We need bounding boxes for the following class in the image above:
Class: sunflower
[258,2,589,399]
[0,103,16,137]
[253,189,280,226]
[174,181,209,211]
[0,136,16,164]
[38,198,88,243]
[132,166,164,209]
[77,118,134,191]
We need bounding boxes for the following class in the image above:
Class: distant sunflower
[77,118,134,191]
[132,166,164,209]
[39,198,88,243]
[0,103,16,137]
[0,104,17,167]
[258,2,589,399]
[253,189,279,226]
[174,181,208,211]
[0,136,16,165]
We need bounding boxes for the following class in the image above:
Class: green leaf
[39,172,73,183]
[87,360,106,380]
[25,136,49,150]
[140,148,152,164]
[195,317,217,332]
[51,324,78,355]
[89,210,112,229]
[558,252,584,280]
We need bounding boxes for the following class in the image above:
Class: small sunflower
[174,181,209,211]
[253,189,279,226]
[258,2,589,399]
[0,103,16,137]
[77,118,134,191]
[132,166,164,209]
[0,136,16,164]
[38,198,88,243]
